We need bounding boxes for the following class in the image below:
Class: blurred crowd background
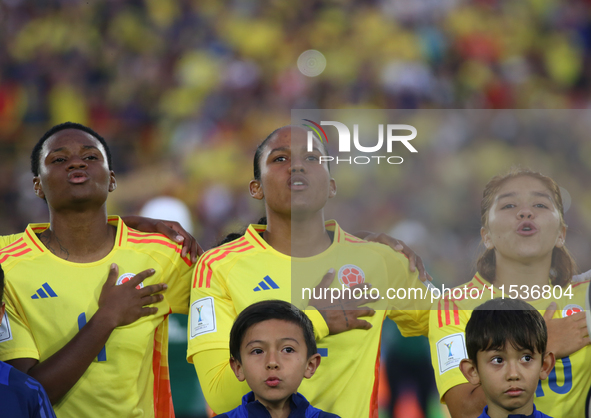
[2,0,591,417]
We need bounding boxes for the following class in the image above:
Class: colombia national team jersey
[429,273,591,418]
[0,217,193,418]
[0,234,21,251]
[187,221,431,418]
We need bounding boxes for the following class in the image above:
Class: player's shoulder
[449,275,490,300]
[197,235,260,271]
[126,227,179,248]
[0,233,24,251]
[430,277,480,328]
[125,227,186,256]
[341,231,370,245]
[571,278,590,292]
[339,231,409,262]
[0,235,41,269]
[123,227,195,270]
[560,279,590,310]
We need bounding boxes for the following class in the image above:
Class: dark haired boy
[218,300,339,418]
[0,265,56,418]
[459,298,555,418]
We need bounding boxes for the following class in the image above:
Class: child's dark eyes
[282,347,295,353]
[522,354,533,362]
[251,348,263,355]
[491,357,503,364]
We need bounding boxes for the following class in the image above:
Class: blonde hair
[477,167,576,287]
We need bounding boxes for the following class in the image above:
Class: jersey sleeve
[164,256,193,315]
[187,258,236,358]
[151,241,193,315]
[0,234,22,250]
[428,299,470,402]
[191,349,250,414]
[304,308,329,341]
[187,258,249,413]
[0,278,40,361]
[380,247,430,337]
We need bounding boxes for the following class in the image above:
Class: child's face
[462,344,555,417]
[230,319,320,409]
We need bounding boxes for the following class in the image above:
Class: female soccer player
[0,122,195,418]
[429,168,590,418]
[187,126,432,417]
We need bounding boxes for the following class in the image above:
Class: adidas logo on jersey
[253,276,279,291]
[31,283,58,299]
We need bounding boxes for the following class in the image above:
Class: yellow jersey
[188,221,430,418]
[0,217,193,418]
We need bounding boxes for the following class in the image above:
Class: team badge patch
[338,264,365,287]
[436,333,467,375]
[0,312,13,343]
[116,273,144,289]
[562,304,583,317]
[190,297,217,339]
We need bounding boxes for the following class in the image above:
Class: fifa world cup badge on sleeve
[190,297,217,339]
[436,333,467,374]
[0,313,12,343]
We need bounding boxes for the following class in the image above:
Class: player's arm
[121,215,203,263]
[443,384,486,418]
[382,248,430,336]
[188,259,248,413]
[155,241,195,315]
[352,231,431,283]
[428,301,483,418]
[6,264,164,404]
[192,349,249,413]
